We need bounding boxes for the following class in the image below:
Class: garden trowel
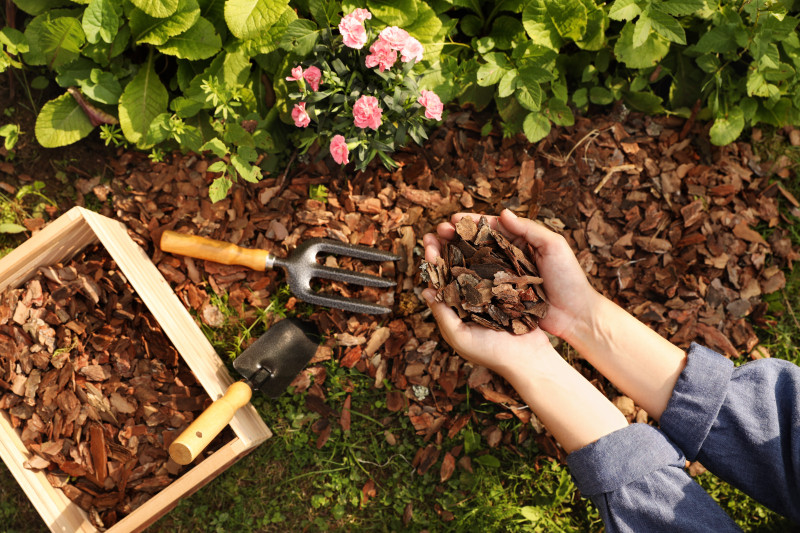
[169,317,320,465]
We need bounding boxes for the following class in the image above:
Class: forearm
[564,292,686,420]
[501,348,628,453]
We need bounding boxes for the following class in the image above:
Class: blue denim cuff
[566,423,686,497]
[659,342,734,461]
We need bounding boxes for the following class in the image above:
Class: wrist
[562,289,610,351]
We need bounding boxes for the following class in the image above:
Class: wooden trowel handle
[169,382,253,465]
[161,230,269,271]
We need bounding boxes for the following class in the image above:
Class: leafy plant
[0,124,20,152]
[0,181,55,235]
[12,0,292,201]
[278,5,447,171]
[0,26,27,74]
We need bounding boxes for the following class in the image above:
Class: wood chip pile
[421,216,549,334]
[89,110,799,467]
[0,245,224,529]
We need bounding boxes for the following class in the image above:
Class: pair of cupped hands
[421,209,600,378]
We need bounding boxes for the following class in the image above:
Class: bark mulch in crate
[93,111,799,470]
[0,244,228,529]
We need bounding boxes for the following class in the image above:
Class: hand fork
[160,231,399,314]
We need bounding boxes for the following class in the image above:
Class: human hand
[422,209,600,351]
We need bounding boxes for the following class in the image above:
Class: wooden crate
[0,206,271,532]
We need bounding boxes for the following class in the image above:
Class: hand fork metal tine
[268,238,400,315]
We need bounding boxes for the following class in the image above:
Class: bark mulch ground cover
[60,110,800,471]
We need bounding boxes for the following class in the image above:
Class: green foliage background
[2,0,799,200]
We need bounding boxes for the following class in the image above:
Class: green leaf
[546,98,574,126]
[0,223,27,234]
[131,0,179,18]
[157,17,222,59]
[0,27,28,55]
[477,60,509,87]
[692,24,738,54]
[201,138,228,158]
[367,0,417,27]
[82,24,130,65]
[82,0,121,44]
[236,7,296,56]
[523,0,587,48]
[608,0,641,21]
[224,0,291,41]
[118,60,169,147]
[622,91,664,113]
[522,111,551,142]
[81,69,123,104]
[709,108,744,146]
[659,0,704,16]
[589,86,614,105]
[519,506,543,524]
[32,16,86,70]
[404,1,445,60]
[209,176,233,202]
[474,454,501,468]
[490,16,525,50]
[35,92,95,147]
[231,154,261,182]
[649,8,685,44]
[11,0,70,16]
[130,0,201,46]
[279,19,319,56]
[575,0,608,51]
[516,82,542,111]
[498,70,518,98]
[632,15,651,48]
[614,21,670,69]
[207,160,228,172]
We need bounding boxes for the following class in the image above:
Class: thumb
[498,209,561,252]
[423,289,468,340]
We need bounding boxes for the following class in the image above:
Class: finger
[498,209,565,255]
[436,221,457,240]
[422,289,469,341]
[422,233,442,262]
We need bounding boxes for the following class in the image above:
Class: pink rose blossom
[417,90,443,121]
[292,102,311,128]
[285,65,303,82]
[352,95,382,130]
[303,65,322,91]
[365,38,397,72]
[339,13,368,49]
[330,135,349,165]
[379,26,410,50]
[350,8,372,22]
[401,37,424,63]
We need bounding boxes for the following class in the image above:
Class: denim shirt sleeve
[567,424,742,532]
[660,343,800,523]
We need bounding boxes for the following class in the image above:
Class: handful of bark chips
[420,216,549,335]
[0,245,224,529]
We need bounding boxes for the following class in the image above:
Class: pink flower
[330,135,349,165]
[303,65,321,92]
[379,26,410,50]
[350,8,372,22]
[292,102,311,128]
[285,65,303,82]
[365,38,397,72]
[352,95,382,130]
[417,90,443,121]
[401,37,424,63]
[339,13,368,49]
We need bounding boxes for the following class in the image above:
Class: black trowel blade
[233,318,320,398]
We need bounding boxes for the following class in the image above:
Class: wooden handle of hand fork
[169,382,253,465]
[160,230,269,271]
